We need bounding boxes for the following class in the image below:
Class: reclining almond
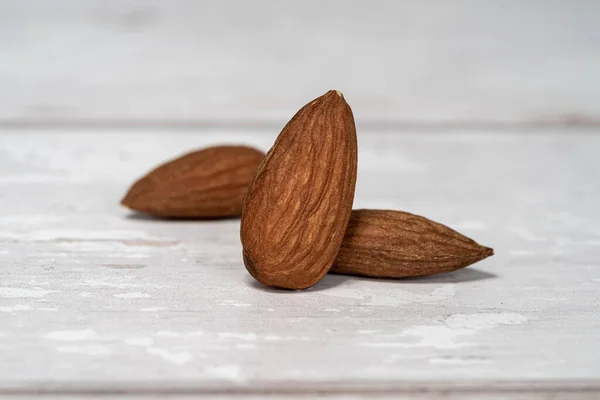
[332,209,494,278]
[121,145,265,218]
[241,90,358,290]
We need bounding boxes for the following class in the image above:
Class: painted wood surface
[0,130,599,398]
[1,1,600,125]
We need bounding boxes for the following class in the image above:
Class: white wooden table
[1,129,599,399]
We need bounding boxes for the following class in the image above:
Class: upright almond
[241,90,358,290]
[121,145,265,218]
[332,209,494,278]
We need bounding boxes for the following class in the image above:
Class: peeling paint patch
[220,300,252,307]
[103,264,146,269]
[124,253,150,259]
[205,364,243,381]
[328,285,456,306]
[78,280,141,288]
[125,337,154,346]
[0,304,32,312]
[56,345,111,356]
[121,239,181,247]
[445,313,528,330]
[263,335,311,342]
[114,292,151,299]
[359,313,527,349]
[429,356,493,365]
[218,332,257,341]
[0,287,59,298]
[358,329,382,335]
[1,229,150,242]
[155,331,204,337]
[146,347,192,365]
[235,343,258,350]
[0,215,64,224]
[140,307,165,312]
[44,329,101,341]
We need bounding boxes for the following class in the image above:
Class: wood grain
[0,129,599,395]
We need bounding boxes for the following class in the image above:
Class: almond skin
[331,209,494,278]
[241,90,358,290]
[121,145,265,218]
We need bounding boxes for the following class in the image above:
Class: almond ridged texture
[331,209,494,278]
[241,90,358,290]
[121,145,265,218]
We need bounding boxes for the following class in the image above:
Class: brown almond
[240,90,358,290]
[121,145,265,218]
[331,209,494,278]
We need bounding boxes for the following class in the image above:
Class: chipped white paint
[361,313,527,350]
[0,305,32,313]
[122,253,149,259]
[1,130,599,394]
[0,287,58,298]
[0,215,64,225]
[328,284,456,306]
[220,301,252,307]
[114,292,151,299]
[77,280,139,288]
[445,313,528,330]
[0,229,152,242]
[125,337,154,347]
[146,347,192,365]
[358,330,382,335]
[235,343,258,350]
[263,335,311,342]
[205,365,243,381]
[429,356,493,365]
[155,331,204,338]
[44,329,102,341]
[140,307,165,312]
[218,332,257,341]
[430,285,456,297]
[56,345,112,356]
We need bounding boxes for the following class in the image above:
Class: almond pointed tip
[483,246,494,257]
[324,89,344,99]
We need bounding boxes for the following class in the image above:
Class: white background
[1,0,599,127]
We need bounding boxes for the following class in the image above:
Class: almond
[241,90,358,290]
[332,209,494,278]
[121,145,265,218]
